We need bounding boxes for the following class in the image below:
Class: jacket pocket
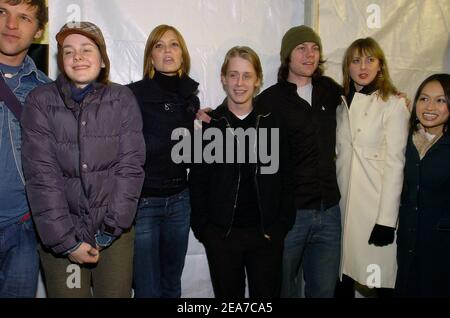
[363,146,386,161]
[437,218,450,232]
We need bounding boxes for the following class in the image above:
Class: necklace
[0,69,20,79]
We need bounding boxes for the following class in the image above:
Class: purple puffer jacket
[21,74,145,254]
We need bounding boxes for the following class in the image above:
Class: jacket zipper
[253,113,272,239]
[217,116,240,238]
[78,91,96,199]
[211,112,271,238]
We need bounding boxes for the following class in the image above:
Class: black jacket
[189,100,295,242]
[395,132,450,297]
[127,75,199,195]
[257,76,342,210]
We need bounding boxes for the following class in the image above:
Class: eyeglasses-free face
[416,80,449,135]
[221,56,261,111]
[151,30,183,76]
[62,33,105,88]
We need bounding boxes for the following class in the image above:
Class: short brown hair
[221,46,263,94]
[143,24,190,79]
[5,0,48,30]
[342,37,397,101]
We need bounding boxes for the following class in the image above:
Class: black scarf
[346,80,378,107]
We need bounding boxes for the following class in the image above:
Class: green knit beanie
[280,25,322,62]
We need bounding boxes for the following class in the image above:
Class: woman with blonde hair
[335,37,410,296]
[127,24,199,298]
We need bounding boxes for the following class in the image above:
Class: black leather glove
[368,224,395,246]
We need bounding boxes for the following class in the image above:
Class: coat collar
[142,73,199,99]
[209,98,271,122]
[56,74,105,111]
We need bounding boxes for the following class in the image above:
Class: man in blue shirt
[0,0,50,297]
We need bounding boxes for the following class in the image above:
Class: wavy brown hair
[277,48,325,82]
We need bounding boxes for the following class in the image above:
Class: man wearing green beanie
[257,25,343,298]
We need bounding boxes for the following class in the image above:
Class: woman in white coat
[335,38,410,296]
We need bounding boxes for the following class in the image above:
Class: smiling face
[287,42,320,85]
[349,51,381,91]
[416,80,449,135]
[151,29,183,76]
[221,56,261,113]
[0,0,43,66]
[62,33,105,88]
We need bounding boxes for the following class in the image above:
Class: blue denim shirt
[0,56,51,226]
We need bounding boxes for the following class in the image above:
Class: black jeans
[203,225,284,298]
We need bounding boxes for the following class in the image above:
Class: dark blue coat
[395,131,450,297]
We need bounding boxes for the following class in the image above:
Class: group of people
[0,0,449,299]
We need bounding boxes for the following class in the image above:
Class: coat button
[374,154,378,158]
[357,128,361,132]
[408,249,414,253]
[82,164,88,169]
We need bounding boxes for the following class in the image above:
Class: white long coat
[336,92,410,288]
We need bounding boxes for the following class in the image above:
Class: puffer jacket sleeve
[22,88,79,254]
[102,86,145,236]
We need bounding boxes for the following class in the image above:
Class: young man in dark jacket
[189,46,295,298]
[257,25,343,298]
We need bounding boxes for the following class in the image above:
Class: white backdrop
[40,0,450,298]
[318,0,450,101]
[45,0,305,298]
[48,0,305,108]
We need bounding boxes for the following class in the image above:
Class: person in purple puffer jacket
[21,21,145,298]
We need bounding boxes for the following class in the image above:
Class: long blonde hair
[142,24,190,79]
[342,37,397,101]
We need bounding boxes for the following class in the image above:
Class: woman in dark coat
[127,25,199,298]
[395,73,450,297]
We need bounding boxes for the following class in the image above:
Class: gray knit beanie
[280,25,322,61]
